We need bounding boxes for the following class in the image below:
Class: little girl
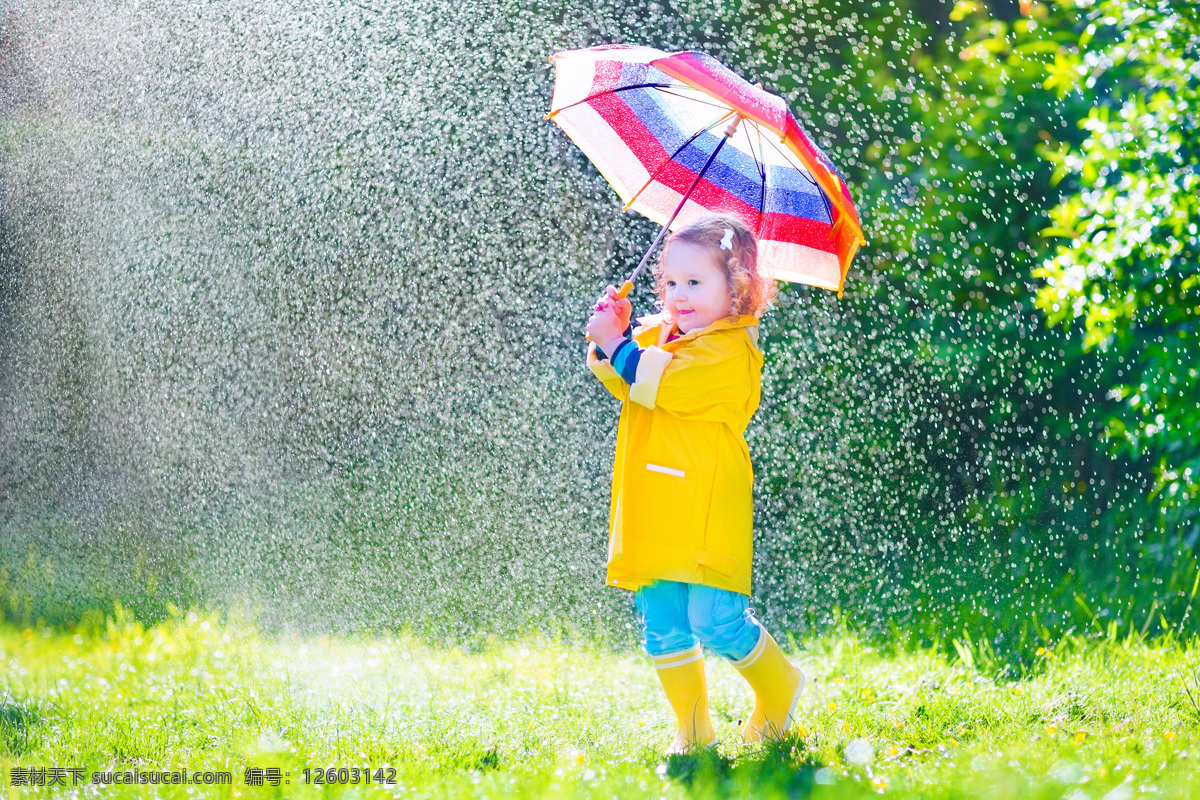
[584,214,804,754]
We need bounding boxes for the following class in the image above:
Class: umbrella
[546,44,865,295]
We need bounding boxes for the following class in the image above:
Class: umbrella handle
[585,280,635,344]
[583,280,633,343]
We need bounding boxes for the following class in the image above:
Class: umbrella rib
[545,82,679,118]
[744,121,768,236]
[620,109,737,212]
[762,135,818,187]
[762,135,836,227]
[744,121,766,181]
[648,87,733,112]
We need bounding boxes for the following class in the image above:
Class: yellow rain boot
[651,643,718,754]
[731,629,805,744]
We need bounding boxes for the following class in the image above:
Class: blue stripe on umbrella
[617,86,836,224]
[703,139,774,208]
[764,166,833,222]
[622,88,763,203]
[765,184,833,223]
[615,62,672,91]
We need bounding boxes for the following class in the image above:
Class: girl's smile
[660,240,734,334]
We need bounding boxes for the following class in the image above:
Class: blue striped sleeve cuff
[608,339,642,385]
[588,338,643,383]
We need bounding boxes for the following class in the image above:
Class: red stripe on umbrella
[589,95,840,256]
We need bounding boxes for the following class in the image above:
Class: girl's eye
[666,281,675,287]
[689,279,699,286]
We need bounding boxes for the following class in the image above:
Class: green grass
[4,604,1200,798]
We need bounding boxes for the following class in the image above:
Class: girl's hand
[596,285,633,332]
[586,304,628,355]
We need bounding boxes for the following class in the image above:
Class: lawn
[2,604,1199,798]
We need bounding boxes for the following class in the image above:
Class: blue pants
[634,580,765,661]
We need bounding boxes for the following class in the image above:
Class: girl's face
[660,240,734,334]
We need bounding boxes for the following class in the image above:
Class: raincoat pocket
[696,550,739,579]
[626,460,701,553]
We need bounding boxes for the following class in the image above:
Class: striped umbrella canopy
[546,44,865,294]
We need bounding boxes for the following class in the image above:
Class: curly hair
[652,214,778,319]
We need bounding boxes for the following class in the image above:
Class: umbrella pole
[615,114,744,299]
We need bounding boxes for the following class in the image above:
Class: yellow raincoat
[586,312,764,596]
